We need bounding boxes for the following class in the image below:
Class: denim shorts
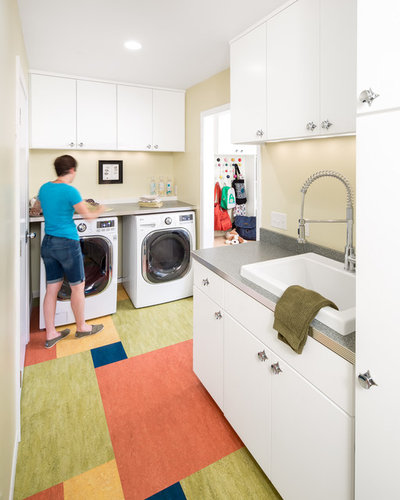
[41,234,85,286]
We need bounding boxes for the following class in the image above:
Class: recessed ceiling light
[124,40,142,51]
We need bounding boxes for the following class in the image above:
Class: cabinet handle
[256,129,264,137]
[78,142,83,147]
[358,370,378,390]
[69,142,75,147]
[202,278,209,286]
[271,362,283,375]
[147,144,152,149]
[321,119,333,130]
[257,350,268,362]
[154,144,159,149]
[214,311,222,320]
[306,121,317,131]
[359,88,380,106]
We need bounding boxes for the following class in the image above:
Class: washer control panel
[164,217,172,225]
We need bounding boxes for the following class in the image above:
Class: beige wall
[260,136,356,251]
[29,150,174,200]
[173,69,231,244]
[0,0,28,497]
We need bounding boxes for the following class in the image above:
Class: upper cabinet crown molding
[230,0,356,143]
[29,73,185,152]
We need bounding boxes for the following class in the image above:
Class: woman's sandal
[45,329,71,349]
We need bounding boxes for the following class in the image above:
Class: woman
[39,155,105,348]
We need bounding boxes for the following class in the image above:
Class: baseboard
[9,429,19,500]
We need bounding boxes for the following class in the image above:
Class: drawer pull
[257,350,268,362]
[202,278,210,286]
[271,362,283,375]
[214,311,222,320]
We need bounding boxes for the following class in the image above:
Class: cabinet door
[152,90,185,152]
[193,287,223,409]
[320,0,356,135]
[76,80,117,150]
[267,0,319,140]
[230,23,267,144]
[30,74,76,149]
[270,355,353,500]
[117,85,153,151]
[223,314,271,475]
[357,0,400,114]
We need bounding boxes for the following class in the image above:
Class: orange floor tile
[96,339,243,500]
[25,483,63,499]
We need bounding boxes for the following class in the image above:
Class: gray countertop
[192,235,355,364]
[29,200,196,223]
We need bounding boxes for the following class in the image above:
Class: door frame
[200,104,261,249]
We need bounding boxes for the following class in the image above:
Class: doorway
[200,105,260,249]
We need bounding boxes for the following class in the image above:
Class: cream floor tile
[56,315,120,358]
[63,459,124,500]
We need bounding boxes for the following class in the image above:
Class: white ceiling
[17,0,287,90]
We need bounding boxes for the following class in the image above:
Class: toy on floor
[224,229,246,245]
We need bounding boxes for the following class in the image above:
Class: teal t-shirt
[38,182,82,241]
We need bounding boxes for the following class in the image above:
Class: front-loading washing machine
[123,211,195,308]
[39,217,118,329]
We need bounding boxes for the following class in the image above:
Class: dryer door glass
[143,229,191,283]
[57,236,112,301]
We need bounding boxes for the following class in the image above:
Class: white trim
[9,428,19,500]
[199,104,261,249]
[29,69,186,93]
[229,0,297,44]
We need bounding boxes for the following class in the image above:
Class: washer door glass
[143,229,191,283]
[57,236,112,301]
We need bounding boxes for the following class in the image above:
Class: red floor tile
[25,482,64,499]
[96,339,243,500]
[25,307,57,367]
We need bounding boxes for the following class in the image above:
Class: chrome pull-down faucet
[297,170,356,272]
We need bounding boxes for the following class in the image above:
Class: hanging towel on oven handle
[232,164,247,205]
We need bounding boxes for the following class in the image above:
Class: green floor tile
[14,351,114,500]
[181,447,282,500]
[113,298,193,357]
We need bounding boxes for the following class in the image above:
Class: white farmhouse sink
[240,253,355,335]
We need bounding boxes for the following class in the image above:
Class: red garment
[214,182,232,231]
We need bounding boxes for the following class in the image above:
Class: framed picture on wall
[98,160,123,184]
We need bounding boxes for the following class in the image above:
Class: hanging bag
[214,182,232,231]
[232,164,247,205]
[221,185,236,209]
[234,215,256,240]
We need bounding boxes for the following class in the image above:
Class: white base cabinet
[193,260,354,500]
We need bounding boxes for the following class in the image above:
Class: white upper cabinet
[357,0,400,114]
[152,90,185,152]
[266,0,319,140]
[320,0,356,134]
[230,0,356,142]
[76,80,117,150]
[30,74,76,149]
[230,22,267,144]
[117,85,153,151]
[30,73,185,152]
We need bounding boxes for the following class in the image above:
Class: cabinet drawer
[224,281,354,416]
[193,261,225,305]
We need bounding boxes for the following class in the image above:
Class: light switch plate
[271,211,287,230]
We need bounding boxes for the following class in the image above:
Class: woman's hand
[73,200,106,220]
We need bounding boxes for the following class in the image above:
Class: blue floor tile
[91,341,127,368]
[146,482,187,500]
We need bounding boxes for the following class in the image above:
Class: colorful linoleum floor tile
[15,289,280,499]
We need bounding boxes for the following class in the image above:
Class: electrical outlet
[271,211,287,230]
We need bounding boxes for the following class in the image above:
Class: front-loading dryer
[39,217,118,329]
[123,211,195,308]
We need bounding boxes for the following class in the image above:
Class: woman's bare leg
[70,281,92,332]
[43,281,63,340]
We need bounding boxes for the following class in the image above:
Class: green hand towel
[273,285,338,354]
